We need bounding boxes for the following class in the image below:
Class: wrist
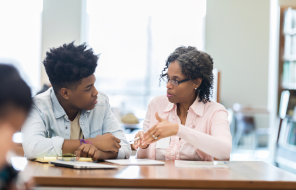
[79,138,92,145]
[173,123,179,135]
[86,138,95,146]
[141,144,149,149]
[97,149,103,160]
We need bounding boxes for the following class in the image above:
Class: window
[87,0,206,119]
[0,0,43,94]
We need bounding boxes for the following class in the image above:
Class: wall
[279,0,296,6]
[41,0,83,85]
[205,0,270,109]
[41,0,272,110]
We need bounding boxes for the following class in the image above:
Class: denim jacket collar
[50,89,67,119]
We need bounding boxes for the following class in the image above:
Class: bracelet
[79,138,93,145]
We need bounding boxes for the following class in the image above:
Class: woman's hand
[132,131,149,149]
[75,144,102,161]
[142,112,179,145]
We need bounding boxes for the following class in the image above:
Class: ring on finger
[152,135,157,140]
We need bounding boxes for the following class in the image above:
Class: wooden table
[22,160,296,189]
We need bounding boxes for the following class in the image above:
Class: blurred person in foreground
[133,46,232,161]
[0,64,33,189]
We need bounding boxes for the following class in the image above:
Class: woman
[133,46,232,161]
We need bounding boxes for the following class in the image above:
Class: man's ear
[60,88,70,100]
[193,78,203,89]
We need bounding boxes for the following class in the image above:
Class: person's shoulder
[32,88,53,110]
[148,95,170,111]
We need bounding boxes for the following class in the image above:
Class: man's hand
[88,133,121,153]
[75,144,102,161]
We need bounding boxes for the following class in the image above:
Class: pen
[129,137,140,143]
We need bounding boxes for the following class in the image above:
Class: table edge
[34,176,296,189]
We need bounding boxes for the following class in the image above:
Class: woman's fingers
[132,144,138,150]
[148,131,162,144]
[143,135,157,145]
[143,126,157,142]
[148,138,158,144]
[134,132,140,145]
[134,131,144,148]
[155,112,164,122]
[133,140,138,149]
[139,131,144,139]
[135,139,140,148]
[144,130,162,145]
[143,125,156,139]
[153,130,161,139]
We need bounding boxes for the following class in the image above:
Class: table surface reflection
[21,160,296,189]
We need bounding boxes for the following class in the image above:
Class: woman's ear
[193,78,202,89]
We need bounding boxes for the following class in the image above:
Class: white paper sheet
[175,160,229,168]
[105,159,165,166]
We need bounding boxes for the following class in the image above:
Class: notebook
[105,159,165,165]
[175,160,229,168]
[49,160,118,169]
[35,157,93,163]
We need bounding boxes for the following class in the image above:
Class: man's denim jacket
[22,88,131,159]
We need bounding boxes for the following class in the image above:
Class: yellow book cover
[35,157,93,163]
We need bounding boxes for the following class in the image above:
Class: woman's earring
[195,88,197,90]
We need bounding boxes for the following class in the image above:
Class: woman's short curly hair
[160,46,214,103]
[0,64,32,114]
[43,42,98,93]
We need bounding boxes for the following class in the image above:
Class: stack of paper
[175,160,229,168]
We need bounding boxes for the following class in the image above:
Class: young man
[22,42,131,160]
[0,64,33,189]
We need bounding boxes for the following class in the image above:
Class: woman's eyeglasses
[166,77,190,86]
